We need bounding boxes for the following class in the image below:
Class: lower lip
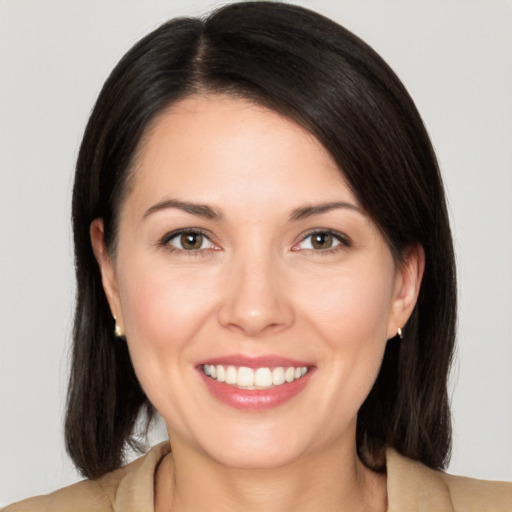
[199,370,313,411]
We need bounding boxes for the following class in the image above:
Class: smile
[202,364,309,389]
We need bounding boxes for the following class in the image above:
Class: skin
[91,95,424,512]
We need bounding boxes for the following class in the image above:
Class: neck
[155,432,387,512]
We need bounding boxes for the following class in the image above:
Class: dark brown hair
[66,1,456,478]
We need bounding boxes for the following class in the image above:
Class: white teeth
[225,365,237,384]
[216,365,225,382]
[237,367,255,387]
[272,367,286,385]
[254,367,272,387]
[203,364,309,389]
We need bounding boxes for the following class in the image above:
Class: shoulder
[442,472,512,511]
[3,442,171,512]
[386,447,512,512]
[2,479,109,512]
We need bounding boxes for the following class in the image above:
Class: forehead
[126,94,357,214]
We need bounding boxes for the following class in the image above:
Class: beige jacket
[4,442,512,511]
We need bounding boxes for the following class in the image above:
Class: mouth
[202,364,309,390]
[197,357,314,410]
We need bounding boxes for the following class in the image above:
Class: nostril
[217,299,295,336]
[216,263,295,335]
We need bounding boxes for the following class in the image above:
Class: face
[92,95,422,470]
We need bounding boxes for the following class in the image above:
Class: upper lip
[197,354,313,368]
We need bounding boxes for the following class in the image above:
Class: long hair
[66,1,456,478]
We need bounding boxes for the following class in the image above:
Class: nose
[217,254,295,337]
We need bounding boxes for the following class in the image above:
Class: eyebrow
[143,199,223,220]
[289,201,363,221]
[143,199,362,222]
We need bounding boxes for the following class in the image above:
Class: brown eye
[165,230,214,251]
[311,232,333,249]
[181,232,204,250]
[295,230,348,252]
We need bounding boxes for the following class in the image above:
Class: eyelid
[292,229,352,251]
[158,227,350,253]
[159,228,219,252]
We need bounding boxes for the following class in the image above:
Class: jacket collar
[108,443,455,511]
[386,447,454,512]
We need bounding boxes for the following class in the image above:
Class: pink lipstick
[197,355,314,410]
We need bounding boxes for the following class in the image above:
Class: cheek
[116,257,219,364]
[114,258,223,427]
[300,263,395,345]
[295,263,394,410]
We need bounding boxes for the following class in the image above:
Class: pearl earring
[113,316,124,338]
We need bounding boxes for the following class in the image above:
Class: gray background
[1,0,511,505]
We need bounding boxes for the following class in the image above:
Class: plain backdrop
[1,0,511,505]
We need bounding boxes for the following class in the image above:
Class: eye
[294,230,349,251]
[163,230,214,251]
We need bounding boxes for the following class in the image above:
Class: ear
[387,244,425,339]
[90,218,124,331]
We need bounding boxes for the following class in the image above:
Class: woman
[4,2,511,510]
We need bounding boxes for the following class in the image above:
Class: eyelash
[159,228,216,256]
[159,228,351,256]
[293,229,352,255]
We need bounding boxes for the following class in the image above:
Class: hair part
[66,1,456,478]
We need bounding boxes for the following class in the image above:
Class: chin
[207,443,305,470]
[165,417,305,470]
